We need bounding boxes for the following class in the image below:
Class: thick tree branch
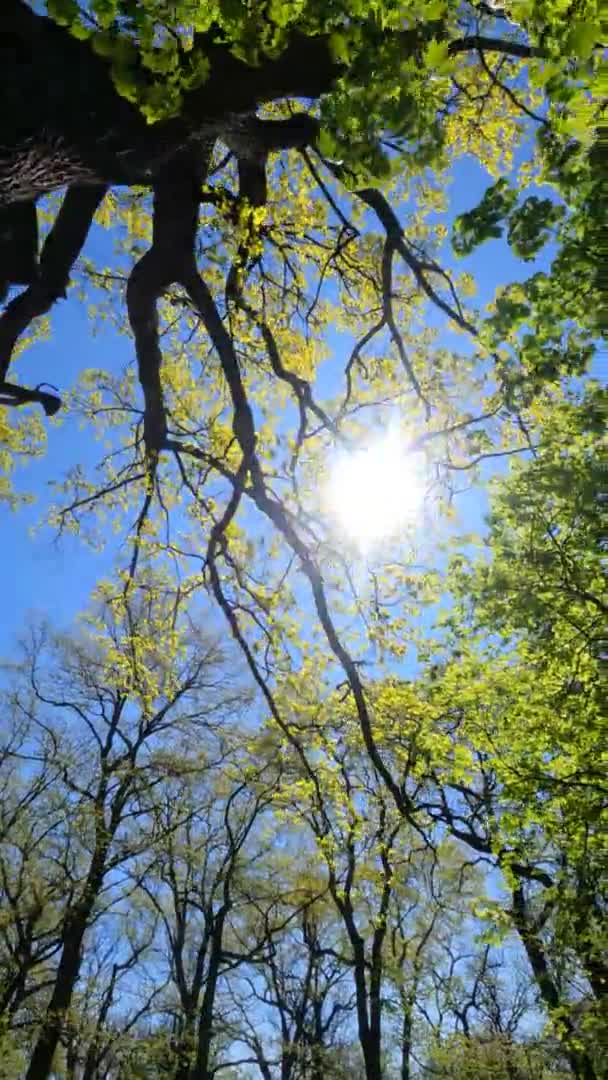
[449,35,542,59]
[0,381,61,416]
[1,8,542,204]
[126,148,211,462]
[0,185,106,401]
[0,14,338,201]
[168,257,410,824]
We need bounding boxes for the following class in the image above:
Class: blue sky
[0,153,549,657]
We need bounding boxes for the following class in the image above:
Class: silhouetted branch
[0,185,106,395]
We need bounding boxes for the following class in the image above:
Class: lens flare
[326,430,425,548]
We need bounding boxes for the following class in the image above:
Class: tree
[1,383,604,1076]
[0,4,605,1079]
[250,674,492,1080]
[420,947,574,1079]
[224,903,357,1080]
[0,572,249,1080]
[134,754,276,1080]
[412,385,606,1078]
[0,2,602,430]
[424,1032,572,1080]
[0,5,602,777]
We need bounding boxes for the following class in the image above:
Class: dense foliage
[0,1,605,1078]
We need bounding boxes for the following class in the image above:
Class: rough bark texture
[1,5,537,205]
[0,1,340,205]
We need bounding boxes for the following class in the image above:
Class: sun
[325,429,426,548]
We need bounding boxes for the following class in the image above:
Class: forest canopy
[0,2,605,1078]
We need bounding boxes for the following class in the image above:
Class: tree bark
[0,184,105,382]
[25,896,100,1080]
[173,1016,197,1080]
[511,886,598,1080]
[24,769,129,1080]
[0,2,340,204]
[1,3,538,206]
[400,994,414,1080]
[191,911,227,1080]
[351,935,383,1080]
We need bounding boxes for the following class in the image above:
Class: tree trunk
[360,1032,383,1080]
[572,884,608,1001]
[400,993,414,1080]
[511,886,597,1080]
[190,913,226,1080]
[24,907,93,1080]
[352,944,383,1080]
[1,1,340,205]
[368,940,384,1080]
[25,810,114,1080]
[251,1037,273,1080]
[173,1016,197,1080]
[281,1046,296,1080]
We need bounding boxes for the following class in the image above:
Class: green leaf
[567,20,600,58]
[328,32,351,65]
[424,38,452,73]
[318,127,340,159]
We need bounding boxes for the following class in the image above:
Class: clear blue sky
[0,154,545,656]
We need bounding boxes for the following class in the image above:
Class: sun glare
[325,430,425,549]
